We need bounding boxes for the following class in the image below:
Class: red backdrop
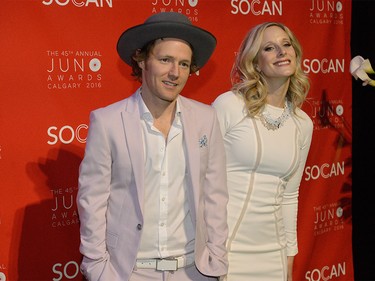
[0,0,353,280]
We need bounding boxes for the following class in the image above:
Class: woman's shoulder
[294,107,314,136]
[213,91,243,106]
[212,91,248,132]
[295,107,313,124]
[212,91,246,113]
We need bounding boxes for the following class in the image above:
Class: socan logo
[52,261,80,281]
[42,0,112,8]
[304,161,345,181]
[47,124,88,145]
[305,262,346,281]
[303,58,345,74]
[231,0,282,16]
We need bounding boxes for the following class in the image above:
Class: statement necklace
[259,101,291,131]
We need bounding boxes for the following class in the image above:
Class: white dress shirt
[136,93,195,259]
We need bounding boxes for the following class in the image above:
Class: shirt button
[137,224,142,230]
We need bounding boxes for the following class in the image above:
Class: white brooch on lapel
[199,135,208,148]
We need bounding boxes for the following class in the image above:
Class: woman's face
[256,25,297,83]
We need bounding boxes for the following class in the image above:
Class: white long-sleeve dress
[212,91,313,281]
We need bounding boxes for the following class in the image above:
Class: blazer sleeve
[76,109,112,279]
[193,102,229,277]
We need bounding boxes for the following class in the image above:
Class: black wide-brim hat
[117,12,217,69]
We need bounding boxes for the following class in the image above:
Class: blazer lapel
[179,97,199,221]
[121,91,145,214]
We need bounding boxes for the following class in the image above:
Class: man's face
[140,38,193,104]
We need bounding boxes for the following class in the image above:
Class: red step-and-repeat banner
[0,0,353,280]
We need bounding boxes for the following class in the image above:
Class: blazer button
[137,224,142,230]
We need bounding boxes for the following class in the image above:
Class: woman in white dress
[212,22,313,281]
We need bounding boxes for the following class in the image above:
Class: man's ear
[138,60,145,70]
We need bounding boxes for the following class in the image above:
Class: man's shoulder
[93,93,136,115]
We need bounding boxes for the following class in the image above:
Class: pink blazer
[77,89,228,281]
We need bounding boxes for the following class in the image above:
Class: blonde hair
[231,22,310,117]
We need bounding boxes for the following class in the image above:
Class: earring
[255,65,261,72]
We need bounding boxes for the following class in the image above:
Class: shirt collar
[137,90,182,121]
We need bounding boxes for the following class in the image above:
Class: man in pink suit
[77,12,228,281]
